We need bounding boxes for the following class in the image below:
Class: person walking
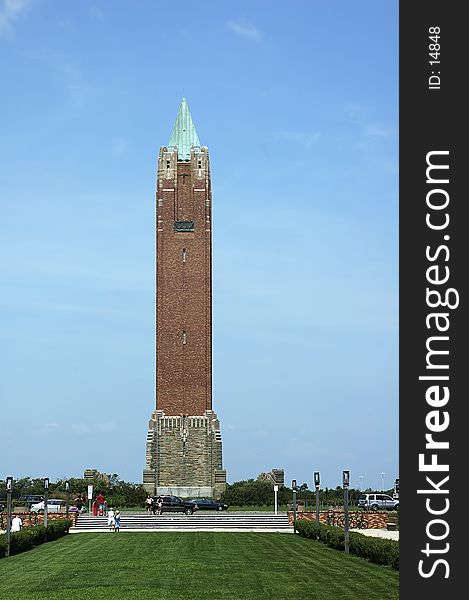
[145,495,153,514]
[156,496,163,515]
[114,510,121,532]
[11,515,23,532]
[75,495,84,513]
[96,492,105,516]
[107,507,115,531]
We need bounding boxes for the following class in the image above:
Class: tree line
[220,479,390,507]
[3,476,147,508]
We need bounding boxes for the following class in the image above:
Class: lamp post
[65,481,70,517]
[380,472,386,492]
[5,476,13,558]
[314,472,320,529]
[43,477,49,528]
[87,484,93,516]
[359,475,364,492]
[291,479,297,533]
[343,470,350,554]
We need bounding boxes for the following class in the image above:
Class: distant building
[143,98,226,499]
[83,469,110,484]
[257,468,285,486]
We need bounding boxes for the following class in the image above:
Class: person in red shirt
[96,493,105,516]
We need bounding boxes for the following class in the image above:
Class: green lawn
[0,532,398,600]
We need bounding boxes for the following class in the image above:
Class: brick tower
[143,98,226,498]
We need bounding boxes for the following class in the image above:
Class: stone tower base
[143,409,226,499]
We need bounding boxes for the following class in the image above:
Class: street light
[291,479,297,533]
[314,472,320,531]
[5,477,13,558]
[380,472,386,492]
[87,483,94,516]
[44,477,49,528]
[359,475,364,492]
[65,481,70,517]
[343,470,350,554]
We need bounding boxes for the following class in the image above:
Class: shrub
[0,519,72,559]
[45,520,73,541]
[349,533,399,570]
[295,519,317,539]
[221,480,275,506]
[295,519,399,570]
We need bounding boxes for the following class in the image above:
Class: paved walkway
[350,528,399,541]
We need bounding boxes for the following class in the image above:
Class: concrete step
[72,511,292,532]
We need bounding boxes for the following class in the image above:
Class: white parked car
[358,493,399,511]
[30,499,65,514]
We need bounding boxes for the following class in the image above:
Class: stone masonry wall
[4,512,77,529]
[143,409,225,498]
[289,511,389,529]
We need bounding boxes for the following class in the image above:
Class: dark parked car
[190,498,229,511]
[152,495,198,515]
[19,495,44,507]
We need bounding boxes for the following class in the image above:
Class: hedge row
[295,519,399,570]
[0,519,72,558]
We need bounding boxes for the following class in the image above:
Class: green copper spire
[168,97,201,161]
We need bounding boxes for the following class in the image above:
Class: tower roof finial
[168,98,200,160]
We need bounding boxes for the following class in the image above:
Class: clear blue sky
[1,1,398,492]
